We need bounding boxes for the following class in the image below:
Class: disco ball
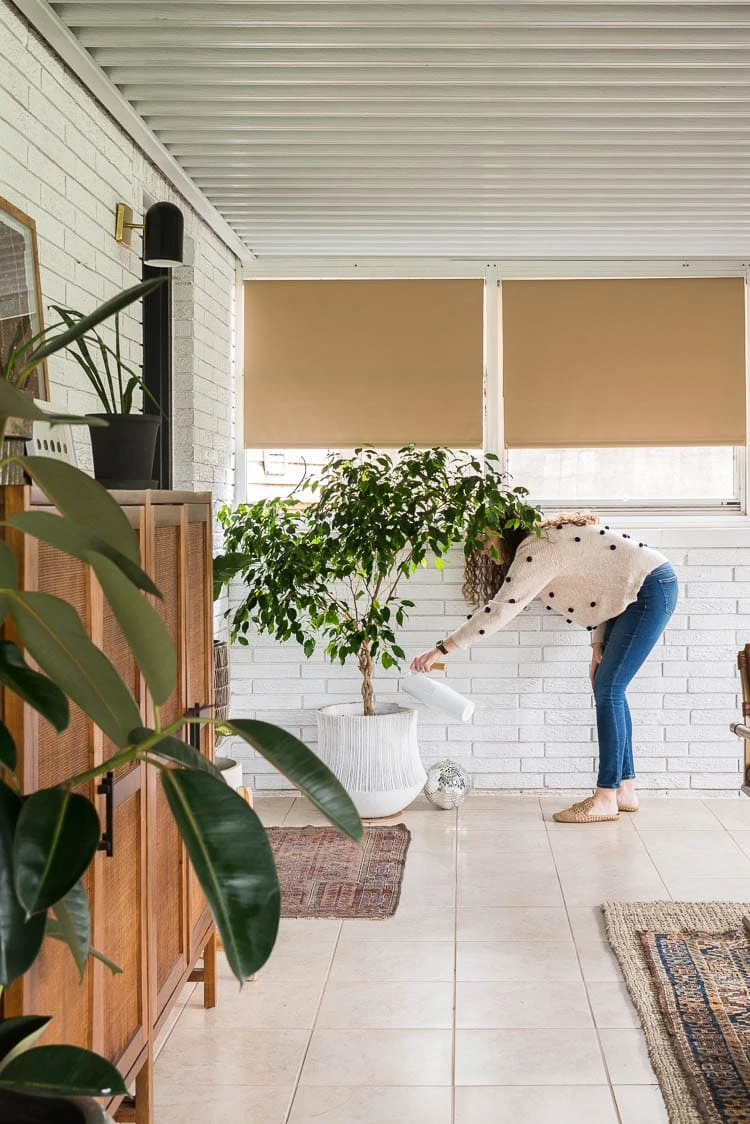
[424,759,471,810]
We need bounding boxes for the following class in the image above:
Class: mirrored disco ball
[424,759,471,810]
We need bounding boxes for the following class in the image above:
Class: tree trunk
[358,641,375,716]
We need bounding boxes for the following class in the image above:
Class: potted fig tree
[215,446,541,816]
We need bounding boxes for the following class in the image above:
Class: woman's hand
[589,643,604,687]
[410,648,443,673]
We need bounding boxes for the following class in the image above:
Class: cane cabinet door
[146,502,189,1026]
[184,503,214,963]
[94,507,150,1078]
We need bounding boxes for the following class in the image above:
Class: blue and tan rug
[603,901,750,1124]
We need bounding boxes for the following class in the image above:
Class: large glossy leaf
[0,641,69,734]
[14,277,164,378]
[21,458,139,565]
[0,541,17,589]
[87,555,176,706]
[144,732,222,779]
[0,722,15,773]
[161,769,280,983]
[14,789,101,917]
[0,1017,50,1071]
[0,379,104,425]
[44,880,122,977]
[0,1045,127,1097]
[7,512,161,597]
[0,783,46,986]
[46,881,90,978]
[227,719,362,842]
[7,591,141,745]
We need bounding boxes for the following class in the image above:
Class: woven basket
[213,640,230,745]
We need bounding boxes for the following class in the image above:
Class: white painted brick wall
[0,1,236,518]
[227,525,750,795]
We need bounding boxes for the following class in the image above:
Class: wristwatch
[435,639,449,655]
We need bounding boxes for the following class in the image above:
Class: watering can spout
[401,672,475,723]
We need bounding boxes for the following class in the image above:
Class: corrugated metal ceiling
[49,2,750,258]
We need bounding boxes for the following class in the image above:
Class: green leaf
[15,277,164,379]
[0,782,46,986]
[0,1044,127,1097]
[144,732,222,779]
[0,721,16,773]
[46,918,121,977]
[7,512,161,598]
[0,1016,50,1071]
[20,458,140,566]
[0,380,103,425]
[87,554,176,706]
[227,719,362,843]
[161,770,280,983]
[7,591,141,745]
[47,881,90,979]
[14,789,100,916]
[0,540,17,588]
[0,641,69,734]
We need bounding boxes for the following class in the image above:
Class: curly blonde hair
[462,511,598,608]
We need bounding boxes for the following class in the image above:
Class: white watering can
[401,663,475,723]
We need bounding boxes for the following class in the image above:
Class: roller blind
[244,279,484,448]
[501,277,746,448]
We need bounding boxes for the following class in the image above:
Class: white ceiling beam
[52,3,750,29]
[12,0,253,260]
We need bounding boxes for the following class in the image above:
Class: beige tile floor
[154,793,750,1123]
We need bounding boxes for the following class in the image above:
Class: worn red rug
[266,824,411,919]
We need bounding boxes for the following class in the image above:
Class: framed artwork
[0,196,49,436]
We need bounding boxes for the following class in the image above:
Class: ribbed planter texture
[316,702,426,818]
[87,413,160,489]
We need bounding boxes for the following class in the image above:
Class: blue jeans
[594,562,678,789]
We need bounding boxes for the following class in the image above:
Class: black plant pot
[87,414,161,490]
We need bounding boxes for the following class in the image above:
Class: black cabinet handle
[97,771,114,857]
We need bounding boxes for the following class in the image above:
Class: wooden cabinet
[1,488,217,1124]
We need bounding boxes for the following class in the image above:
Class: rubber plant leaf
[161,769,280,984]
[0,641,69,734]
[0,782,46,987]
[0,1045,127,1097]
[139,731,222,779]
[0,1017,51,1073]
[20,457,140,566]
[14,788,101,916]
[0,721,15,773]
[86,554,176,706]
[227,719,362,843]
[7,511,161,598]
[45,881,91,979]
[7,591,141,745]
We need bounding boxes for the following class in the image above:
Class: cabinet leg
[114,1046,153,1124]
[203,929,217,1009]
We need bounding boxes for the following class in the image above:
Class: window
[506,446,742,509]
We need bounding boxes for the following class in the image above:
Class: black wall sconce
[114,201,184,267]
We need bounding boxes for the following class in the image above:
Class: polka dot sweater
[447,524,668,650]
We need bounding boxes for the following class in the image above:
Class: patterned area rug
[603,901,750,1124]
[266,825,411,919]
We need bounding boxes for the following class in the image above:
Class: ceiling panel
[48,1,750,258]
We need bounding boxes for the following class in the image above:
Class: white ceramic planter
[216,755,243,791]
[316,702,426,818]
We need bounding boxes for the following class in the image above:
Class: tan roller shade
[502,277,746,448]
[244,279,484,448]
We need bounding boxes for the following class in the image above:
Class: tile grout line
[451,805,458,1124]
[282,797,343,1124]
[541,798,624,1124]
